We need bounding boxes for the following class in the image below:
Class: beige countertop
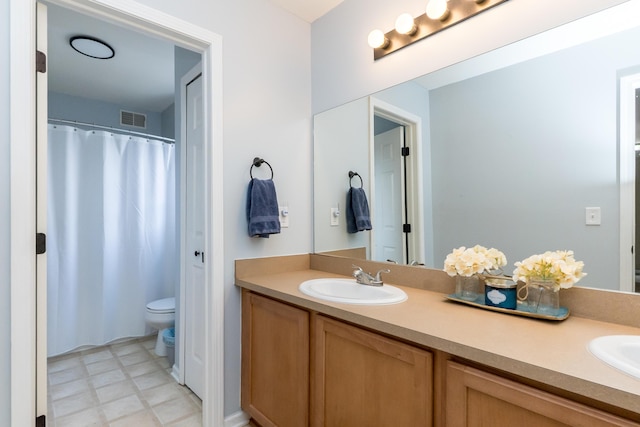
[235,256,640,416]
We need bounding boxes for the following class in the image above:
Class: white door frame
[619,72,640,293]
[9,1,225,426]
[369,98,425,265]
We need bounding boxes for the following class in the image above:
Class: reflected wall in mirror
[313,7,640,292]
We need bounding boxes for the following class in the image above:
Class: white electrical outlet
[330,207,340,226]
[279,206,289,228]
[585,207,601,226]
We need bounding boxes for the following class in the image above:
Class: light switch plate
[330,208,340,226]
[279,206,289,228]
[585,207,601,226]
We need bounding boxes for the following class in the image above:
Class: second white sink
[588,335,640,379]
[299,278,407,305]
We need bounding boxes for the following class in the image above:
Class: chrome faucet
[352,265,390,287]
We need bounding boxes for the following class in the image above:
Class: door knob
[194,250,204,263]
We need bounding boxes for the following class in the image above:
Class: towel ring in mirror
[250,157,274,179]
[349,171,363,188]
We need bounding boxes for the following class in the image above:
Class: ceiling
[47,1,342,114]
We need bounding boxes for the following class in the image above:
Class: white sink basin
[298,278,407,305]
[588,335,640,379]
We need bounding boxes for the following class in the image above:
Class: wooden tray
[445,294,570,321]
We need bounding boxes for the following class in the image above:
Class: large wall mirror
[313,5,640,293]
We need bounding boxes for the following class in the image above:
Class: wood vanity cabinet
[445,361,638,427]
[241,291,433,427]
[241,290,637,427]
[241,291,310,427]
[312,315,434,427]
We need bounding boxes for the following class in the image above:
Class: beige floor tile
[82,349,113,365]
[125,360,163,377]
[112,341,146,357]
[49,366,86,386]
[109,410,162,427]
[49,339,201,427]
[85,358,120,376]
[133,370,173,391]
[90,369,127,388]
[50,378,92,401]
[152,396,200,425]
[119,350,152,366]
[48,355,83,373]
[141,383,184,406]
[53,391,98,418]
[101,394,145,422]
[54,407,104,427]
[166,412,203,427]
[95,379,137,404]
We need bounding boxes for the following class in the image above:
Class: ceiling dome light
[368,29,389,49]
[426,0,450,21]
[395,13,417,35]
[70,36,115,59]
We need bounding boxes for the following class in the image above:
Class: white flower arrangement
[512,250,586,289]
[444,245,507,277]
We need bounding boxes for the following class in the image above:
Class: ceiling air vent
[120,110,147,129]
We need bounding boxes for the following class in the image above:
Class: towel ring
[250,157,274,179]
[348,171,363,188]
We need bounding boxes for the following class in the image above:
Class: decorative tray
[445,294,570,321]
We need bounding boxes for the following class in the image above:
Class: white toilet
[145,297,175,356]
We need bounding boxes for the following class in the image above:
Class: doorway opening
[369,98,425,265]
[8,0,225,425]
[619,72,640,293]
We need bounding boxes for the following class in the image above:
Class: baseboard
[170,364,180,383]
[224,410,250,427]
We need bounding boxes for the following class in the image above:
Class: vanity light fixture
[70,36,115,59]
[369,0,509,60]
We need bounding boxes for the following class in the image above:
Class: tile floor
[48,336,202,427]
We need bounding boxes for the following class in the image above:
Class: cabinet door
[445,361,638,427]
[312,315,433,427]
[241,291,309,427]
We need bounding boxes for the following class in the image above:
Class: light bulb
[426,0,450,21]
[368,29,389,49]
[395,13,417,35]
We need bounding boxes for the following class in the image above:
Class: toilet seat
[146,297,175,314]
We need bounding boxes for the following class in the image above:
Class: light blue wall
[0,0,10,423]
[48,92,169,138]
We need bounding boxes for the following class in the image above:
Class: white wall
[311,0,631,114]
[4,0,312,420]
[129,0,313,417]
[0,0,10,423]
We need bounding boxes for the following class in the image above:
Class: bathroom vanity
[236,254,640,427]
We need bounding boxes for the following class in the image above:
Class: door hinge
[403,223,412,233]
[36,51,46,73]
[36,233,46,255]
[401,147,410,157]
[36,415,45,427]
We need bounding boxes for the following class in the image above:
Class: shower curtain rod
[48,118,176,143]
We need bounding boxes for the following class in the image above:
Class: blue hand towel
[346,187,372,233]
[246,178,281,238]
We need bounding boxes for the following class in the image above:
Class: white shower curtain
[47,124,177,357]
